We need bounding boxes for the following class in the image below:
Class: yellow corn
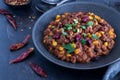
[93,40,99,45]
[104,42,108,47]
[56,15,61,19]
[59,46,64,51]
[95,15,101,20]
[89,12,94,16]
[109,31,114,36]
[74,48,81,54]
[52,40,57,46]
[72,43,76,48]
[95,32,101,38]
[43,40,46,43]
[94,21,98,25]
[100,31,105,34]
[48,25,52,28]
[55,19,60,22]
[100,19,104,23]
[109,28,114,32]
[89,16,93,20]
[66,54,72,57]
[87,33,91,38]
[60,51,65,54]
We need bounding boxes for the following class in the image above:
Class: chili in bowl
[43,12,116,64]
[32,2,120,69]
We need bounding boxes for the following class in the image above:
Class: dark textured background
[0,0,118,80]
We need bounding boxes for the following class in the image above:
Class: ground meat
[43,12,116,63]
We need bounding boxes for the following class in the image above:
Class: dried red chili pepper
[0,9,12,15]
[0,9,17,30]
[29,62,47,77]
[10,35,31,51]
[6,15,17,30]
[9,47,34,64]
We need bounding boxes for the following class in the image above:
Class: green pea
[87,21,94,26]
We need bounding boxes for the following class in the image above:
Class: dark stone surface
[0,0,118,80]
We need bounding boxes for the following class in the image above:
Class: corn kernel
[100,19,104,23]
[109,31,114,36]
[74,48,81,54]
[66,54,72,57]
[43,40,46,43]
[109,28,114,32]
[95,15,101,20]
[93,40,99,45]
[89,12,94,16]
[89,16,93,19]
[100,31,105,34]
[87,33,91,38]
[55,19,60,22]
[52,40,57,46]
[95,21,98,25]
[72,43,76,48]
[95,32,101,38]
[60,51,65,54]
[48,25,52,28]
[104,42,108,47]
[56,15,61,19]
[59,46,64,51]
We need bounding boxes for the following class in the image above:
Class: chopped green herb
[77,29,80,33]
[83,33,87,38]
[81,26,86,30]
[63,27,67,30]
[72,23,77,27]
[92,34,99,39]
[73,29,77,32]
[65,24,72,28]
[87,21,94,26]
[73,19,78,24]
[48,36,52,39]
[80,39,87,45]
[62,29,67,36]
[67,26,72,30]
[63,43,75,53]
[94,18,97,21]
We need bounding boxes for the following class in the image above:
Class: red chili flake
[10,35,31,51]
[9,47,34,64]
[29,62,47,77]
[0,9,17,30]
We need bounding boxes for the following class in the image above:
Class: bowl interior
[33,2,120,69]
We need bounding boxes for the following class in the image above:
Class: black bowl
[4,0,32,8]
[32,2,120,69]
